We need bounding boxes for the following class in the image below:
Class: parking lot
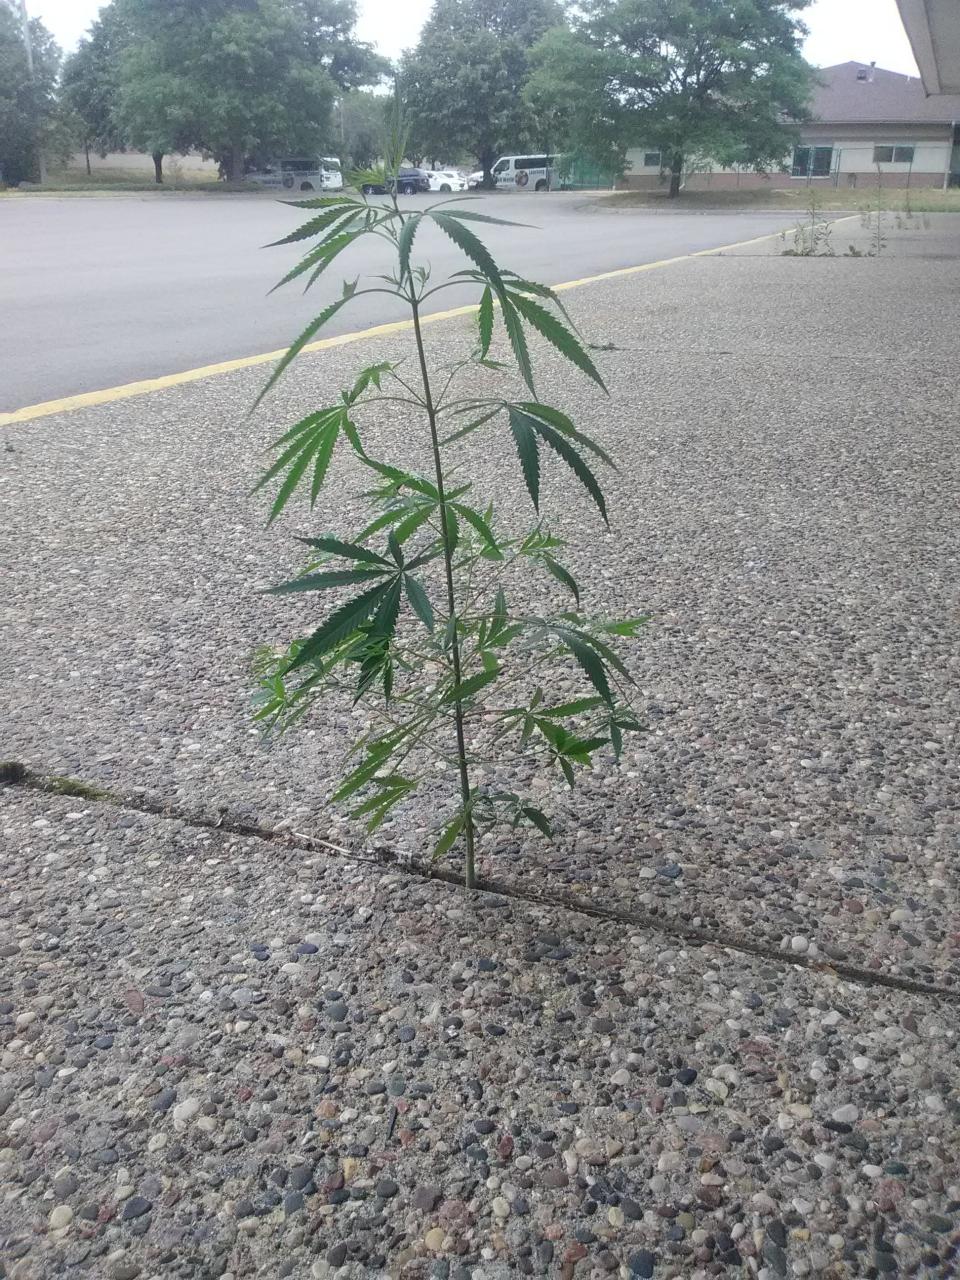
[0,193,801,412]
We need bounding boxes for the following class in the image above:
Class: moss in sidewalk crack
[42,775,116,801]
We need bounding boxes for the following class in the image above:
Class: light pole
[17,0,47,182]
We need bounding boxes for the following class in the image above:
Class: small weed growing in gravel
[781,189,834,257]
[251,105,643,887]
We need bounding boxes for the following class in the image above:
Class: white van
[246,156,343,193]
[489,154,562,192]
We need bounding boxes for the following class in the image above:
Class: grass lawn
[597,185,960,214]
[0,167,266,196]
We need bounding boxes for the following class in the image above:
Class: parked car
[360,167,431,196]
[246,156,343,192]
[428,169,467,192]
[467,169,484,189]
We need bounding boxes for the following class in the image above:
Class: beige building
[622,61,960,192]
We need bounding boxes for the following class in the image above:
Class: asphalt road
[0,193,796,412]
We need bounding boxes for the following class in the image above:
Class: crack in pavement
[3,760,957,1004]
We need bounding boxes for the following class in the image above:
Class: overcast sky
[29,0,920,77]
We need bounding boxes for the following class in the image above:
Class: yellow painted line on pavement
[0,220,833,427]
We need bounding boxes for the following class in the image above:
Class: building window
[643,150,662,168]
[873,145,915,164]
[792,146,833,178]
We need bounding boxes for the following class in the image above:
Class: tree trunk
[481,148,496,190]
[152,151,164,184]
[84,141,91,177]
[669,152,683,198]
[228,141,244,183]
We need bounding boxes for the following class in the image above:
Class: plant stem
[408,289,477,889]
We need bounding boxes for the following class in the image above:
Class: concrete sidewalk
[1,211,959,1277]
[1,785,958,1280]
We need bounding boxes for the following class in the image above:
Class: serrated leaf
[264,434,324,525]
[356,505,413,542]
[254,416,336,518]
[310,418,340,505]
[515,401,615,468]
[284,579,395,674]
[433,812,465,859]
[269,228,361,294]
[610,720,623,760]
[477,286,494,358]
[356,456,440,500]
[430,212,506,294]
[440,209,532,228]
[509,292,606,390]
[559,632,613,704]
[563,734,608,758]
[266,205,360,248]
[441,667,499,704]
[331,730,410,803]
[387,531,404,566]
[501,296,534,392]
[398,212,422,282]
[370,577,403,640]
[255,295,352,408]
[282,194,362,211]
[300,229,366,293]
[404,574,434,632]
[452,502,500,556]
[296,536,393,565]
[265,568,388,595]
[537,696,604,719]
[601,616,650,637]
[563,627,633,682]
[266,406,341,452]
[392,503,435,545]
[521,806,552,837]
[440,405,500,446]
[508,409,540,512]
[346,361,394,405]
[522,413,608,525]
[542,554,580,605]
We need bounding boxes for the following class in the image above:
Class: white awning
[897,0,960,94]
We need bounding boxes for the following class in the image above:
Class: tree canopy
[290,0,390,90]
[528,0,814,195]
[402,0,564,182]
[113,0,338,180]
[0,7,61,185]
[61,0,385,184]
[338,90,388,171]
[61,4,131,167]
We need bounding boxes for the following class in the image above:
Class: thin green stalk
[408,289,477,888]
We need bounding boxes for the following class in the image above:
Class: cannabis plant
[252,125,642,889]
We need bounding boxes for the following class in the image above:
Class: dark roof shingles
[812,61,960,124]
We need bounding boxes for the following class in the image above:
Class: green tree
[0,6,60,185]
[111,0,338,182]
[61,6,131,175]
[402,0,564,186]
[337,90,388,170]
[290,0,390,90]
[529,0,814,197]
